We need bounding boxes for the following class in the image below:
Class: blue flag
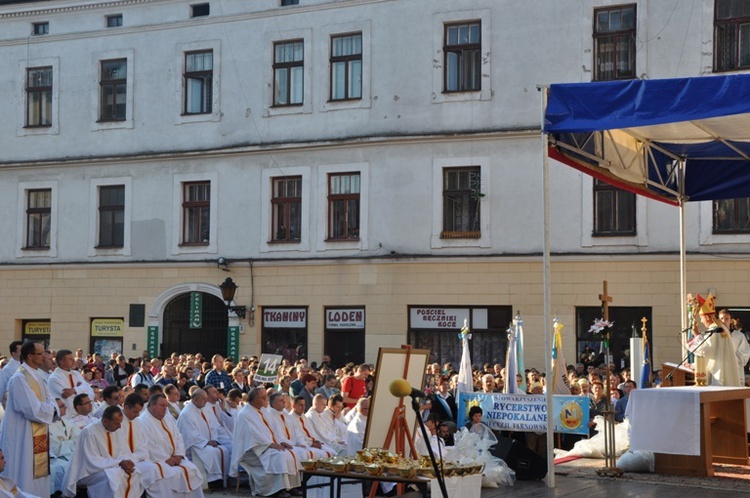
[640,333,651,388]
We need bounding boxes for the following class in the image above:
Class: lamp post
[219,277,246,319]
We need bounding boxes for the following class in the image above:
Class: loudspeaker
[490,436,547,480]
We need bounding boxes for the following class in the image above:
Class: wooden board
[363,347,429,452]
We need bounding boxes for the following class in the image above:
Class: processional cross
[599,281,612,322]
[596,280,623,477]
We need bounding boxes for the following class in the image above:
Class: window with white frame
[593,5,636,81]
[713,197,750,232]
[442,167,481,238]
[272,176,302,242]
[327,172,360,240]
[106,14,123,27]
[592,179,636,236]
[330,33,362,101]
[184,50,213,115]
[25,189,51,249]
[26,67,52,127]
[715,0,750,71]
[444,21,481,92]
[97,185,125,247]
[273,40,304,106]
[99,59,127,121]
[182,181,211,245]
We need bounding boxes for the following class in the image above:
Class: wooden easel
[368,345,420,498]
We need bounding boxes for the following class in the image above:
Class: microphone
[389,379,427,399]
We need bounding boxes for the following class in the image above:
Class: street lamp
[219,277,246,319]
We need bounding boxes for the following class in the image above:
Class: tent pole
[679,160,687,357]
[539,84,554,488]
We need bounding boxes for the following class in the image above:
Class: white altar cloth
[627,386,748,456]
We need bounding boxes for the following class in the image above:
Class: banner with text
[254,354,283,384]
[190,292,203,329]
[227,326,240,362]
[456,392,590,435]
[147,326,159,358]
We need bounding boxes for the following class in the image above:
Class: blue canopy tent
[537,74,750,484]
[544,74,750,204]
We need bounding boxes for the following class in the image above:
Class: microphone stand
[410,397,448,498]
[664,329,716,385]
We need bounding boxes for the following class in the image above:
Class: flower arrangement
[589,318,614,336]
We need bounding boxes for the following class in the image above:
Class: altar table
[628,386,750,477]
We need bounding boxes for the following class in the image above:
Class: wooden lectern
[661,362,694,387]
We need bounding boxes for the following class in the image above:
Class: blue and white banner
[456,392,590,435]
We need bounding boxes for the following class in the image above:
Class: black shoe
[289,488,303,496]
[207,479,224,490]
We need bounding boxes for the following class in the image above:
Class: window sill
[179,242,210,247]
[442,89,481,94]
[271,103,304,109]
[95,245,125,249]
[22,246,51,250]
[96,118,127,123]
[327,97,362,103]
[268,239,302,244]
[23,124,52,129]
[440,230,481,239]
[712,229,750,235]
[181,111,212,117]
[591,231,637,237]
[325,237,360,242]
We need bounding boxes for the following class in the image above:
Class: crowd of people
[0,338,669,498]
[2,305,747,497]
[0,344,379,498]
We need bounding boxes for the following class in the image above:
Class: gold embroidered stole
[17,366,50,479]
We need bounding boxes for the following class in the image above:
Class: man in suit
[429,376,457,422]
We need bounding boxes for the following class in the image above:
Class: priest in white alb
[305,394,348,456]
[177,389,230,487]
[287,395,335,459]
[345,397,370,456]
[202,386,233,446]
[268,392,330,463]
[0,341,64,497]
[138,394,204,495]
[121,393,203,498]
[62,405,145,498]
[0,449,40,498]
[48,349,96,415]
[230,387,300,497]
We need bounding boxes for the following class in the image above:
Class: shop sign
[326,308,365,329]
[409,307,470,329]
[91,318,124,337]
[24,321,51,336]
[263,308,307,328]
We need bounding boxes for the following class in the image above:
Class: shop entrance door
[324,330,365,369]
